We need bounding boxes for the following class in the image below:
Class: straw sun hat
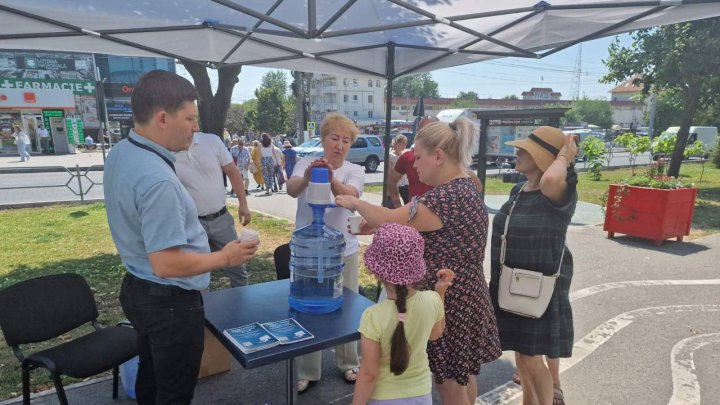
[505,126,566,172]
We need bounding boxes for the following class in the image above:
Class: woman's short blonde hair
[320,113,359,142]
[392,134,408,146]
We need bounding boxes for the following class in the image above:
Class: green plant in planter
[580,135,607,180]
[615,132,651,175]
[600,162,692,217]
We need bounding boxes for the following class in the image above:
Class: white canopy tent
[2,1,720,76]
[2,0,719,192]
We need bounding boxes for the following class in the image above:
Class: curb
[0,199,104,210]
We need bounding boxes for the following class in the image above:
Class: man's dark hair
[131,70,198,125]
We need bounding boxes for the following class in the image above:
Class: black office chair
[274,243,291,280]
[0,274,137,405]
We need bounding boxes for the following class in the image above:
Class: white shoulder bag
[498,185,565,319]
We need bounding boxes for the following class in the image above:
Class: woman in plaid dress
[489,126,578,405]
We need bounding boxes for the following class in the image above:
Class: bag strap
[500,183,565,277]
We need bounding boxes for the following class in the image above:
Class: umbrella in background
[412,97,425,138]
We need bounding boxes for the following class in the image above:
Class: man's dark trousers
[120,274,205,405]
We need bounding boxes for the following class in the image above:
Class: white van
[662,126,718,158]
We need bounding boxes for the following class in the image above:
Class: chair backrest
[273,243,291,280]
[0,273,99,347]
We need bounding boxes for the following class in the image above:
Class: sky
[176,34,633,104]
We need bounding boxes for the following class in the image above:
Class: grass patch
[0,203,382,401]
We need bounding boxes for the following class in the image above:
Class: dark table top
[203,279,374,369]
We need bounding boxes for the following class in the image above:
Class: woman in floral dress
[337,118,501,405]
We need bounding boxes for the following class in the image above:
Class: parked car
[299,134,385,172]
[293,138,321,155]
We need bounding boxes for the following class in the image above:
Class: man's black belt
[198,206,227,221]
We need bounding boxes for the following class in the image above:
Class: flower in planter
[618,159,693,189]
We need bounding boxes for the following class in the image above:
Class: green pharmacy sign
[65,117,85,145]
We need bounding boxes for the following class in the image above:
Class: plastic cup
[239,228,260,242]
[348,215,363,234]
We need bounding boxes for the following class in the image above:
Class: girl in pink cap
[352,223,454,405]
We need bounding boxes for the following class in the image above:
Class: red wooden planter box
[603,184,697,246]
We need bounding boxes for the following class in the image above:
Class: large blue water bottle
[288,167,345,314]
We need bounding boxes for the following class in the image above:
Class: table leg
[287,357,297,405]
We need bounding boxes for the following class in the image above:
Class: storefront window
[96,55,176,83]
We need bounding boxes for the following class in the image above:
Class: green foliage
[451,98,477,108]
[685,140,708,181]
[224,103,247,134]
[261,70,288,95]
[651,132,677,156]
[503,94,519,100]
[255,86,288,134]
[457,91,478,100]
[714,142,720,168]
[621,173,689,189]
[601,18,720,177]
[580,136,607,180]
[392,73,440,98]
[254,71,290,134]
[615,132,651,174]
[684,140,705,159]
[564,98,614,128]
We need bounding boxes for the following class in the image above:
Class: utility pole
[571,44,582,100]
[647,92,657,138]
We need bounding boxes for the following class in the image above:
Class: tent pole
[382,42,395,208]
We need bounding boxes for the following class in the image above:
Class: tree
[391,73,440,98]
[615,132,651,175]
[255,86,288,134]
[181,62,241,138]
[239,99,258,130]
[253,71,290,134]
[564,98,613,128]
[451,98,476,108]
[503,94,519,100]
[602,18,720,177]
[457,91,478,100]
[261,70,288,94]
[648,89,685,136]
[451,90,478,107]
[224,103,246,134]
[580,136,607,180]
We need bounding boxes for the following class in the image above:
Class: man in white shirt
[37,125,50,154]
[175,132,253,287]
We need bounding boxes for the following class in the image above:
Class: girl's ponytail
[390,285,410,375]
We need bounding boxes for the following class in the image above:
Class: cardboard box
[198,327,231,379]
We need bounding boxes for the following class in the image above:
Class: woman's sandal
[297,379,316,395]
[512,371,521,385]
[343,368,360,384]
[553,386,566,405]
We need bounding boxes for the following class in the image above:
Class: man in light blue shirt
[104,70,258,404]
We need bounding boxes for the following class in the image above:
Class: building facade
[0,49,174,153]
[609,75,648,130]
[390,84,647,130]
[521,87,562,100]
[309,74,386,126]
